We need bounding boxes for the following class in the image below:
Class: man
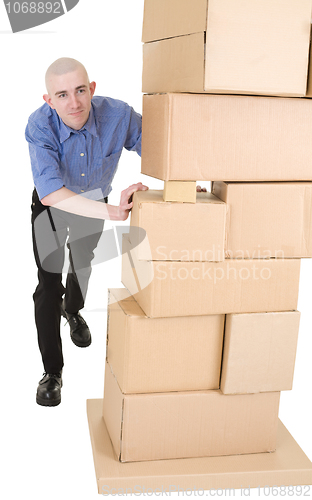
[26,57,148,407]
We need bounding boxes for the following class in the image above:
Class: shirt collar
[59,104,98,143]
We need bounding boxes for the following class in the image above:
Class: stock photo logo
[3,0,79,32]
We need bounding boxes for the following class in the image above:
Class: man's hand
[117,182,149,221]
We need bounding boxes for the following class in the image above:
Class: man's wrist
[117,207,128,221]
[105,204,128,221]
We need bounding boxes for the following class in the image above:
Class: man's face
[43,68,96,130]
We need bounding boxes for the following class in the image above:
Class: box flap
[143,33,206,93]
[109,288,146,318]
[142,0,208,42]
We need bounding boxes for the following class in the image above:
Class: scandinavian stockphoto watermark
[3,0,80,33]
[155,245,285,262]
[154,261,272,284]
[33,188,282,307]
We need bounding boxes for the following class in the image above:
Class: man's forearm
[41,187,122,220]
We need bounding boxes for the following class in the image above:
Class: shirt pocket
[89,150,122,189]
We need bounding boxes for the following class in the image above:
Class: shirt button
[81,189,85,193]
[81,173,85,177]
[80,153,85,157]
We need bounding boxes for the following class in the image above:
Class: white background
[0,1,311,498]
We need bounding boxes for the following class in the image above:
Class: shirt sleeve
[25,119,64,200]
[124,106,142,157]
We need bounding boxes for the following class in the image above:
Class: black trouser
[31,189,106,374]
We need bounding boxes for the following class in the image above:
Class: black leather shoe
[61,300,92,348]
[36,372,62,407]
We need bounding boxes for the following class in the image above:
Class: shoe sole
[36,395,61,407]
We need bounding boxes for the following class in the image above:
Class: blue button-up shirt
[25,96,142,200]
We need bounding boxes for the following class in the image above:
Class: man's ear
[89,81,96,98]
[43,94,55,109]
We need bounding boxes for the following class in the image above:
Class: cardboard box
[102,361,280,463]
[220,311,300,395]
[306,42,312,98]
[142,0,207,43]
[88,398,312,492]
[107,288,224,394]
[142,0,312,97]
[141,93,312,182]
[121,234,301,318]
[163,181,196,203]
[212,182,312,258]
[130,190,226,261]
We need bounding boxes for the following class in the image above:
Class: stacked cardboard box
[88,0,312,490]
[142,0,312,97]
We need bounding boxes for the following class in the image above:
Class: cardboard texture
[212,182,312,259]
[122,234,301,318]
[106,288,224,394]
[142,0,312,96]
[141,93,312,182]
[130,190,226,261]
[163,181,196,203]
[87,398,312,492]
[102,361,280,463]
[220,311,300,395]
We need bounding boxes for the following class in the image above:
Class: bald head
[45,58,89,94]
[43,58,96,130]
